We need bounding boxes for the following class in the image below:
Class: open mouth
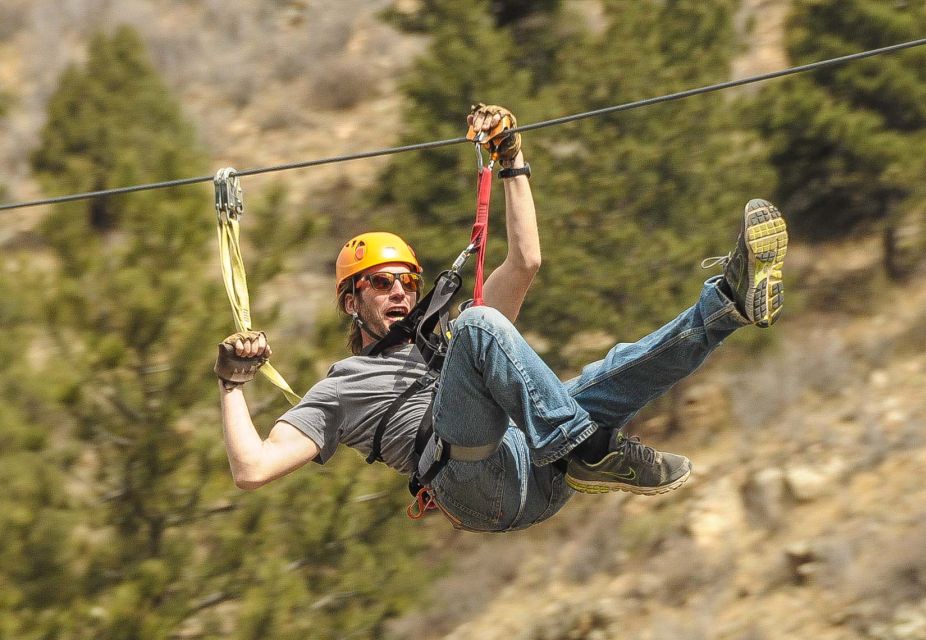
[385,308,408,320]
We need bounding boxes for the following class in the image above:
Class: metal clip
[451,242,478,273]
[406,486,437,520]
[474,142,485,171]
[214,167,244,222]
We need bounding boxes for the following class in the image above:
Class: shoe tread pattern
[745,202,787,327]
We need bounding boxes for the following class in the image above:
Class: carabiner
[473,143,497,173]
[451,242,478,273]
[406,486,437,520]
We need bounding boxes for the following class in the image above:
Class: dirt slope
[402,241,926,640]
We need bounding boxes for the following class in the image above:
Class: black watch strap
[499,162,530,180]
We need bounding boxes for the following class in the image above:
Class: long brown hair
[337,281,364,355]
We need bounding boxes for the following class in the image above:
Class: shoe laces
[618,434,656,465]
[700,254,730,270]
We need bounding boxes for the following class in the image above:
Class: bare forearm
[483,151,540,319]
[215,333,318,489]
[218,381,266,487]
[501,152,541,273]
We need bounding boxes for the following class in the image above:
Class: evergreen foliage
[374,0,773,371]
[757,0,926,275]
[8,25,428,639]
[371,0,535,279]
[522,0,773,369]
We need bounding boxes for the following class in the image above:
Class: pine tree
[375,0,773,371]
[0,257,81,640]
[519,0,774,369]
[24,26,234,638]
[757,0,926,276]
[19,25,429,639]
[0,91,8,203]
[371,0,535,278]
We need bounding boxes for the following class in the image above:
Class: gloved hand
[214,330,271,390]
[467,103,521,166]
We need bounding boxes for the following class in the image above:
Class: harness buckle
[214,167,244,223]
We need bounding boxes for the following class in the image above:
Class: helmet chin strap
[352,311,385,341]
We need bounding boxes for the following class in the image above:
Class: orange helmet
[335,232,422,292]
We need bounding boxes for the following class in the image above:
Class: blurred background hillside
[2,1,926,639]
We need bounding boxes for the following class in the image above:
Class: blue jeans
[424,276,749,532]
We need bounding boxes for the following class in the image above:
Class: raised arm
[481,149,539,321]
[216,332,318,490]
[468,105,540,322]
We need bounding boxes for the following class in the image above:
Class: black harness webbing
[365,369,438,465]
[363,155,496,509]
[362,269,464,472]
[367,269,463,368]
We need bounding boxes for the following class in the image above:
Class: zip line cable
[2,35,926,213]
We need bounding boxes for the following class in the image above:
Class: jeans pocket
[432,458,507,532]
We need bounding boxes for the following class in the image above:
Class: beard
[354,299,391,339]
[353,289,415,342]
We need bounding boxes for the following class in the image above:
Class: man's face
[346,262,420,346]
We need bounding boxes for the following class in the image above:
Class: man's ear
[344,292,357,315]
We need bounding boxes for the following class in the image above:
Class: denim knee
[449,306,521,366]
[455,305,516,336]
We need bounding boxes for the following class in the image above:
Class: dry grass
[308,56,378,111]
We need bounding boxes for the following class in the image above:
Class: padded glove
[468,103,521,165]
[214,331,269,389]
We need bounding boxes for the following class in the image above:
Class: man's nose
[388,279,406,296]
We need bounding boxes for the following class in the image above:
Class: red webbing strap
[471,167,493,306]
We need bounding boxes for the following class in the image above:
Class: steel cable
[2,36,926,213]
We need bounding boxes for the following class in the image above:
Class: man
[216,104,788,532]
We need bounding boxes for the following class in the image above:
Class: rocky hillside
[0,0,425,208]
[392,239,926,640]
[0,0,427,334]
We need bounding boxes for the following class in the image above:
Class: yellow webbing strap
[215,168,301,406]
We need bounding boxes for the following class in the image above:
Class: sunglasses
[357,271,423,293]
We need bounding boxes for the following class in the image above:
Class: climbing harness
[214,168,301,405]
[363,132,506,521]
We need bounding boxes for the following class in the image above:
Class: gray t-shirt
[279,344,434,475]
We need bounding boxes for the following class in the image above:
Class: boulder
[784,458,847,502]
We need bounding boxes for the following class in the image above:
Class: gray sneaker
[565,431,692,496]
[702,198,788,327]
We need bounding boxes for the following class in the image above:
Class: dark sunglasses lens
[367,273,395,290]
[399,274,421,292]
[364,272,421,293]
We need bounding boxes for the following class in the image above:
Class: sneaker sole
[565,467,692,496]
[744,199,788,327]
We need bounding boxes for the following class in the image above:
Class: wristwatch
[499,162,531,180]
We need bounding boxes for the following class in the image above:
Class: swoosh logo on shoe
[598,469,636,481]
